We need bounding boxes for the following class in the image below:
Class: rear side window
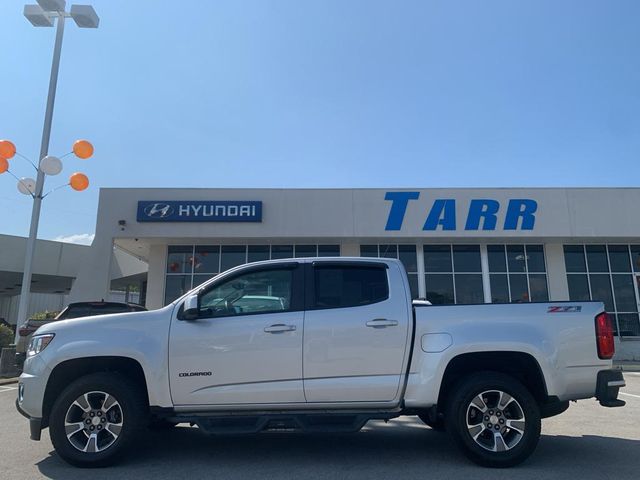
[313,266,389,309]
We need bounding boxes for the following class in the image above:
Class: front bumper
[15,399,42,440]
[596,369,626,407]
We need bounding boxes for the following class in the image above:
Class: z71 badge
[547,306,582,313]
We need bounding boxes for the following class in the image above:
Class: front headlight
[27,334,55,358]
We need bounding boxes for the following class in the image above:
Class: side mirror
[181,293,199,320]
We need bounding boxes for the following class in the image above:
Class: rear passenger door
[302,261,412,403]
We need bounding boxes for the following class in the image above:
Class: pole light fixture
[2,2,99,343]
[25,2,99,28]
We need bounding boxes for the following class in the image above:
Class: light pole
[5,1,99,342]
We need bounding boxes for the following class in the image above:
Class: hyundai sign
[137,201,262,222]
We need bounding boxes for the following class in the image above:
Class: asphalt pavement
[1,374,639,480]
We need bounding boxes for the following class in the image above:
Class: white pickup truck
[17,257,626,468]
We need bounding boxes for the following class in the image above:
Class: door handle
[264,324,296,333]
[366,318,399,328]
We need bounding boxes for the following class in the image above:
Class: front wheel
[445,372,541,468]
[49,372,147,467]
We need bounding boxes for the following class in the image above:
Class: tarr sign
[384,192,537,231]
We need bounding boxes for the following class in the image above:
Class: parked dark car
[15,301,147,369]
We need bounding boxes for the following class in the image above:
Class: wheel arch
[42,356,149,427]
[437,351,549,410]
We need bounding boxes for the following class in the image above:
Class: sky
[1,0,639,244]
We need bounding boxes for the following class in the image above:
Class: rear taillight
[18,326,36,337]
[595,312,615,359]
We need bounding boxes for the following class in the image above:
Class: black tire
[49,372,147,467]
[418,414,446,432]
[445,372,541,468]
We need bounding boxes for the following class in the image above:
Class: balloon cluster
[0,139,93,195]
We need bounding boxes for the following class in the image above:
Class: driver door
[169,262,305,406]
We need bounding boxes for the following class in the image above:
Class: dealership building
[69,187,640,360]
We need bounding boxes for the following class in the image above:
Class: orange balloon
[0,157,8,174]
[0,140,16,159]
[70,172,89,191]
[73,140,94,159]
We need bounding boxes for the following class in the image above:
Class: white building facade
[70,187,640,360]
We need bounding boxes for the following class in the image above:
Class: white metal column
[480,245,492,303]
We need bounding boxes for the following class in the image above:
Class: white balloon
[17,177,36,196]
[40,155,63,176]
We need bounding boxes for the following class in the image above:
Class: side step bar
[166,412,400,435]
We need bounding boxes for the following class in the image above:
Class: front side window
[313,266,388,309]
[199,269,293,317]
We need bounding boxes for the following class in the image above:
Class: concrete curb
[0,377,18,386]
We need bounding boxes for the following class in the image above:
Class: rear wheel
[49,373,147,467]
[445,372,541,468]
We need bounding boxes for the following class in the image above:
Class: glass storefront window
[586,245,609,273]
[248,245,270,263]
[165,244,340,305]
[164,275,191,305]
[425,274,454,305]
[487,245,548,303]
[453,245,481,272]
[424,245,452,273]
[360,244,419,299]
[564,244,640,337]
[295,245,317,258]
[423,245,484,305]
[194,246,220,274]
[166,246,193,274]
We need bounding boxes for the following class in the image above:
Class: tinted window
[425,274,454,305]
[526,245,546,272]
[398,245,418,272]
[567,274,590,301]
[608,245,631,272]
[488,245,507,272]
[453,245,482,272]
[586,245,609,272]
[489,274,509,303]
[295,245,317,258]
[220,246,246,272]
[318,245,340,257]
[507,245,526,273]
[313,266,388,309]
[564,245,586,272]
[200,269,293,317]
[194,246,220,273]
[167,246,193,273]
[424,245,452,272]
[455,274,484,304]
[247,245,270,263]
[271,245,294,259]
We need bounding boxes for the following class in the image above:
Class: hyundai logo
[144,203,174,218]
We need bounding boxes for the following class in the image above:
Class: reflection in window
[487,245,548,303]
[200,269,293,317]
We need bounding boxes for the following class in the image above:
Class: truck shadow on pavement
[36,417,640,480]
